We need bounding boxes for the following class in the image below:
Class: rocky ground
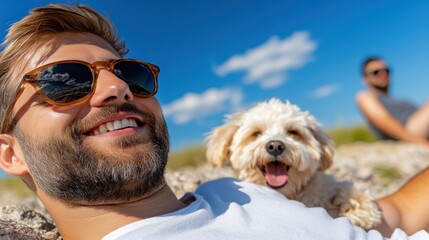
[1,141,429,239]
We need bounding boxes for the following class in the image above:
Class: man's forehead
[9,38,57,83]
[366,60,387,70]
[26,44,55,69]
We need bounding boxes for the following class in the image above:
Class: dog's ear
[206,116,240,167]
[309,117,335,171]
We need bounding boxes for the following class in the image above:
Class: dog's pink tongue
[265,162,288,188]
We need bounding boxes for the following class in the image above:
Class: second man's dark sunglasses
[367,68,390,76]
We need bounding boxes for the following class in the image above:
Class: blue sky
[1,0,428,157]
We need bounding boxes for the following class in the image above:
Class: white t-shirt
[103,178,429,240]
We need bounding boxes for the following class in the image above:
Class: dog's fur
[206,98,381,229]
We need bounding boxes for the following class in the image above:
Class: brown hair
[0,3,128,132]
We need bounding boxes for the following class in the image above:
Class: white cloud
[310,84,340,98]
[259,74,285,89]
[215,31,317,89]
[163,87,243,124]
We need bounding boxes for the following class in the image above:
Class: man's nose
[89,69,133,106]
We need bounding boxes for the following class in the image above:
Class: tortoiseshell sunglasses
[1,58,159,133]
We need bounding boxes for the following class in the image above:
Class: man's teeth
[92,119,138,136]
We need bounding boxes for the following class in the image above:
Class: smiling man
[9,32,170,205]
[0,4,428,240]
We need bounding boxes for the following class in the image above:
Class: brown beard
[373,84,389,93]
[14,103,170,205]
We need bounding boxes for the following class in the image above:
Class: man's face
[10,32,169,204]
[364,60,390,92]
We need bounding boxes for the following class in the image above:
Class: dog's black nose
[266,140,285,157]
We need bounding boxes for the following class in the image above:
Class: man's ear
[0,134,29,176]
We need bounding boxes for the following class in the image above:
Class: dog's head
[206,98,334,198]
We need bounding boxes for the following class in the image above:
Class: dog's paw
[339,191,381,230]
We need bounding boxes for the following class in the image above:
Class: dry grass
[327,125,378,147]
[373,163,402,185]
[167,145,207,170]
[0,177,35,198]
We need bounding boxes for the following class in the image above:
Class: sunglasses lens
[113,61,156,96]
[38,63,93,103]
[370,68,390,76]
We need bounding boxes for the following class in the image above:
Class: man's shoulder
[356,90,372,100]
[356,90,378,107]
[196,177,279,194]
[194,177,287,204]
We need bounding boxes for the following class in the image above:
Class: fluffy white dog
[206,98,381,229]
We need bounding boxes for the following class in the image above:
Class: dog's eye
[253,131,262,137]
[287,130,301,138]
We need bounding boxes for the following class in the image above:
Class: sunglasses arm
[1,81,27,133]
